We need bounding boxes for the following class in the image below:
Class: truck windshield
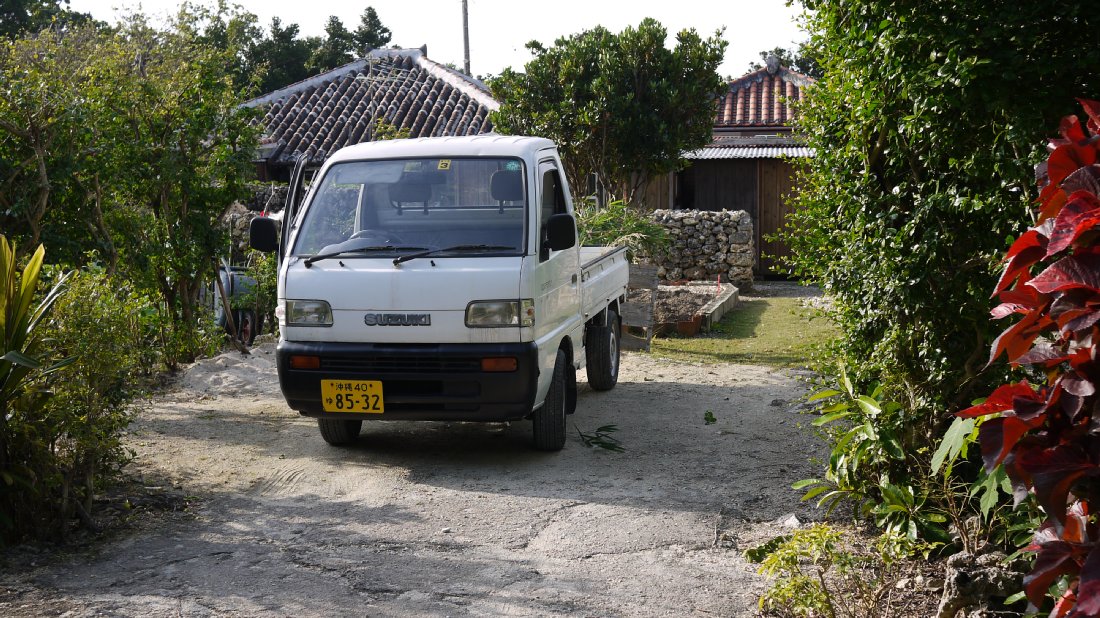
[291,157,527,258]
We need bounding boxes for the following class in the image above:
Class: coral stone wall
[223,184,290,261]
[649,209,755,286]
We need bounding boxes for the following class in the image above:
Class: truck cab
[250,135,628,450]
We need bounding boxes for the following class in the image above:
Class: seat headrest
[490,170,524,202]
[389,182,431,203]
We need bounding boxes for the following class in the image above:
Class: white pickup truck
[249,135,629,450]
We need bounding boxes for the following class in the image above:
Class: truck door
[534,160,580,341]
[279,153,319,262]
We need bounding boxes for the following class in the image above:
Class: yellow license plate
[321,380,384,413]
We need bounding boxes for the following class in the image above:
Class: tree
[253,17,313,92]
[307,15,355,73]
[105,16,261,364]
[177,1,265,95]
[747,44,822,79]
[353,7,391,52]
[0,0,93,39]
[490,18,726,203]
[0,26,107,260]
[0,17,260,365]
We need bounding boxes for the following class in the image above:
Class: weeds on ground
[751,524,935,618]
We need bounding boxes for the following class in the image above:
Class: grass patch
[650,297,837,367]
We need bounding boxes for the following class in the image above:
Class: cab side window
[539,166,567,260]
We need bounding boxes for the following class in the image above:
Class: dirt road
[1,344,823,617]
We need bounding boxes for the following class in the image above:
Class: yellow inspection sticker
[320,380,384,413]
[438,159,451,170]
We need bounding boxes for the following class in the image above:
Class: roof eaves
[685,145,815,160]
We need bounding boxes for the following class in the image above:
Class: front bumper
[276,341,540,422]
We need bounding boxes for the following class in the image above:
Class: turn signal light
[481,357,518,372]
[289,355,321,369]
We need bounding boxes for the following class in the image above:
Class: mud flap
[566,363,577,414]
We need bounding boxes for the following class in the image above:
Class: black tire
[532,349,567,451]
[236,309,257,346]
[317,418,362,445]
[585,308,620,391]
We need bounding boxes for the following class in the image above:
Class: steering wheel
[349,229,404,244]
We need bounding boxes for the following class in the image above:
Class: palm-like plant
[0,236,70,482]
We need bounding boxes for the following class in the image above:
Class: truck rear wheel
[532,349,567,451]
[317,418,362,445]
[585,308,620,391]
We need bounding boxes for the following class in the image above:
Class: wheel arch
[586,296,624,329]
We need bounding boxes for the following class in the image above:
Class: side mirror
[249,216,279,253]
[546,213,577,251]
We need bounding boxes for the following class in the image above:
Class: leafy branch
[576,424,624,453]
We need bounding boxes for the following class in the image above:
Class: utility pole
[462,0,471,75]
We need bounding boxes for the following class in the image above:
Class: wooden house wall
[756,159,798,277]
[628,158,802,278]
[684,160,757,213]
[638,172,674,211]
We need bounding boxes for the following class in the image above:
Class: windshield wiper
[393,244,516,266]
[304,245,428,268]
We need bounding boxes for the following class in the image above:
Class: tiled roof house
[695,55,815,158]
[244,47,498,180]
[672,57,816,276]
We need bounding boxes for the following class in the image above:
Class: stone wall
[242,183,288,213]
[648,209,755,287]
[222,184,288,262]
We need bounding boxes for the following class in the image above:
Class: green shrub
[147,304,222,371]
[784,0,1100,564]
[1,259,161,543]
[234,249,278,337]
[797,370,950,547]
[575,199,668,259]
[38,269,151,534]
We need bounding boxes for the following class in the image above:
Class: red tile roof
[245,48,498,165]
[714,63,815,128]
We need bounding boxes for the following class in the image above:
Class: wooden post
[620,263,660,351]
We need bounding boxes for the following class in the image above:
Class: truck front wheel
[532,349,568,451]
[585,308,620,391]
[317,418,362,445]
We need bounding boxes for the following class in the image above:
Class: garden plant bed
[629,282,739,336]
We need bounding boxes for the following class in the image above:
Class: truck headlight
[286,299,333,326]
[465,299,534,328]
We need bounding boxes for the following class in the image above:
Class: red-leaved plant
[961,98,1100,615]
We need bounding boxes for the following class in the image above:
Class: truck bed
[579,246,629,322]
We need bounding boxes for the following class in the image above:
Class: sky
[65,0,807,80]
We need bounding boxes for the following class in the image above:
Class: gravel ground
[0,282,830,617]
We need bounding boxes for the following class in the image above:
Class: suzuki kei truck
[249,135,629,450]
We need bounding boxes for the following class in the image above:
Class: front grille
[319,356,481,374]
